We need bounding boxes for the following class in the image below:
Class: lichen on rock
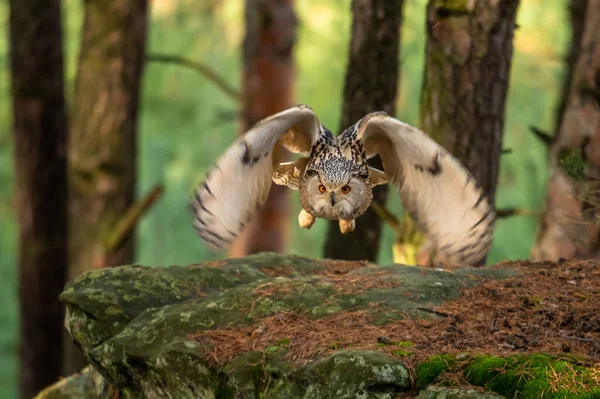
[417,385,505,399]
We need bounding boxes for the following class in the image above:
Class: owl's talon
[339,219,355,234]
[298,209,315,230]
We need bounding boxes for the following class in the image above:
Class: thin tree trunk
[229,0,297,257]
[323,0,403,261]
[556,0,588,132]
[65,0,148,374]
[531,0,600,261]
[9,0,68,396]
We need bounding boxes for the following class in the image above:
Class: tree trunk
[531,0,600,261]
[9,0,68,396]
[323,0,403,261]
[420,0,520,202]
[411,0,519,266]
[65,0,148,374]
[229,0,297,257]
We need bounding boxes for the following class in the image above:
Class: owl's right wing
[352,112,496,267]
[191,105,322,250]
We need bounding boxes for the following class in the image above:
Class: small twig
[529,126,554,146]
[417,307,449,318]
[105,184,164,254]
[558,332,596,344]
[495,207,542,218]
[146,54,241,101]
[501,148,513,155]
[370,202,402,233]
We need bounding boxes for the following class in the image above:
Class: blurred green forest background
[0,0,567,397]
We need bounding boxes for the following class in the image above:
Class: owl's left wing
[191,105,322,250]
[352,112,496,266]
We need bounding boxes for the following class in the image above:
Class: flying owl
[191,105,495,266]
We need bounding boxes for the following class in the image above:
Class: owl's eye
[318,184,326,193]
[341,185,351,194]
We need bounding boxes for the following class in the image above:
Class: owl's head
[300,157,373,221]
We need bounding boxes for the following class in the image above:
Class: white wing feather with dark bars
[191,105,322,249]
[344,112,496,266]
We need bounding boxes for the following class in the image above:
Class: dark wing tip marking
[471,208,494,231]
[413,153,443,176]
[203,182,214,198]
[190,181,240,249]
[427,154,442,175]
[241,141,261,166]
[473,192,486,209]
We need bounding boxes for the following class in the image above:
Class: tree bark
[9,0,68,396]
[412,0,519,266]
[556,0,588,132]
[229,0,297,257]
[420,0,520,202]
[531,0,600,261]
[323,0,403,261]
[65,0,148,374]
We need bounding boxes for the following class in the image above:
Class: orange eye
[341,185,351,194]
[318,185,326,193]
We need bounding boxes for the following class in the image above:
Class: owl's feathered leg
[298,209,315,229]
[339,219,355,234]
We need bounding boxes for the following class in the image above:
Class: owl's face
[300,170,372,221]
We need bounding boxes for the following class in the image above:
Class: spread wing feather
[353,112,496,266]
[191,105,321,250]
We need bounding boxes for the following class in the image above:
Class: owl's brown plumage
[191,105,496,266]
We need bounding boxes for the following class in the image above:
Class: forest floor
[191,258,600,370]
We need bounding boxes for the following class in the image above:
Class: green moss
[415,355,457,390]
[416,353,600,398]
[465,355,523,396]
[469,354,600,399]
[264,346,280,354]
[391,350,412,358]
[434,0,473,13]
[558,147,588,181]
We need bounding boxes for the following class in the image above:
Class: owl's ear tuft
[368,167,388,186]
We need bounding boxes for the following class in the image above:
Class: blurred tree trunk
[229,0,297,257]
[9,0,68,396]
[323,0,403,261]
[65,0,148,374]
[555,0,589,131]
[531,0,600,261]
[409,0,520,266]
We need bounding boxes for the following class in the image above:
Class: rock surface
[51,253,599,398]
[33,366,100,399]
[417,386,504,399]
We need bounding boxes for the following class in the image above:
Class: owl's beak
[330,192,335,206]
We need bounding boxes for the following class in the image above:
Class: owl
[191,105,495,266]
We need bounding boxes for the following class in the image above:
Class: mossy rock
[51,253,599,398]
[33,366,101,399]
[417,385,505,399]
